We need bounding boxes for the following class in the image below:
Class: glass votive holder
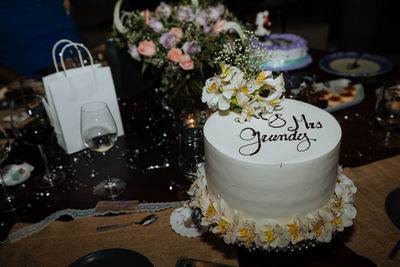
[179,108,199,130]
[178,125,204,183]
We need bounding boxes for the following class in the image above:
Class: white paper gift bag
[43,40,124,154]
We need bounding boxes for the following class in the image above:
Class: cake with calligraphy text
[189,32,356,249]
[189,99,357,249]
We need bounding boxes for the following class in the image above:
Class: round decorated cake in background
[253,10,312,72]
[256,33,312,71]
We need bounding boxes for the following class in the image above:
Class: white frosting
[273,46,307,61]
[203,99,342,224]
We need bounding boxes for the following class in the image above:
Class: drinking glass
[0,125,25,212]
[375,83,400,147]
[80,101,126,198]
[10,94,65,188]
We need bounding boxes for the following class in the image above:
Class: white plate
[291,78,365,112]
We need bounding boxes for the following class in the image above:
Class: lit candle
[183,113,197,128]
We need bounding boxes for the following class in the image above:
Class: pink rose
[167,48,182,63]
[213,19,227,34]
[140,9,151,25]
[170,27,183,42]
[179,54,194,70]
[138,40,156,57]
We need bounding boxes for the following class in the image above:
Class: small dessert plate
[291,78,365,112]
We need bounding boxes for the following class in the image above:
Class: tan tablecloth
[0,208,238,267]
[341,154,400,267]
[1,155,400,267]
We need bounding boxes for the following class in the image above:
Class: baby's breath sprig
[214,30,271,79]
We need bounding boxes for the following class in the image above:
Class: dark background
[69,0,400,65]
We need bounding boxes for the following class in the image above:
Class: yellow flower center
[240,228,251,238]
[247,108,251,116]
[219,67,232,79]
[207,82,217,92]
[335,202,343,211]
[287,223,299,241]
[205,203,216,217]
[239,228,253,244]
[312,220,325,237]
[218,220,229,233]
[331,218,343,226]
[257,72,266,81]
[241,85,249,95]
[269,100,278,105]
[335,197,343,210]
[264,230,275,242]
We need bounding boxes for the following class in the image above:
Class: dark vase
[105,40,149,99]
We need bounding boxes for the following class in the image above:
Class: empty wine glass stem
[103,152,113,186]
[38,144,50,174]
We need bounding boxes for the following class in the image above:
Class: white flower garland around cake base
[188,164,357,250]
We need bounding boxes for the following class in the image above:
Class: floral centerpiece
[201,29,285,123]
[112,0,241,108]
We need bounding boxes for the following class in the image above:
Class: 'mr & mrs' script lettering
[239,114,322,156]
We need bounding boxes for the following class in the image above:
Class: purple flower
[216,4,225,15]
[156,2,172,17]
[128,45,141,61]
[149,18,163,33]
[194,10,208,26]
[209,4,225,21]
[203,25,212,33]
[159,32,176,49]
[182,42,201,56]
[177,6,193,21]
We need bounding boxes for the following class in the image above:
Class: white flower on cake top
[202,63,285,123]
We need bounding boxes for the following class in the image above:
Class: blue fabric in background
[0,0,81,76]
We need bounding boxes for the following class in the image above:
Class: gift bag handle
[59,43,94,75]
[52,39,84,72]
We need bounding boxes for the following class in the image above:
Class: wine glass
[80,101,126,198]
[10,94,66,188]
[375,82,400,147]
[0,125,25,212]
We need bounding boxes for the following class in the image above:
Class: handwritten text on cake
[239,114,322,156]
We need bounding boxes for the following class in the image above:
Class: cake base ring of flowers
[188,163,357,251]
